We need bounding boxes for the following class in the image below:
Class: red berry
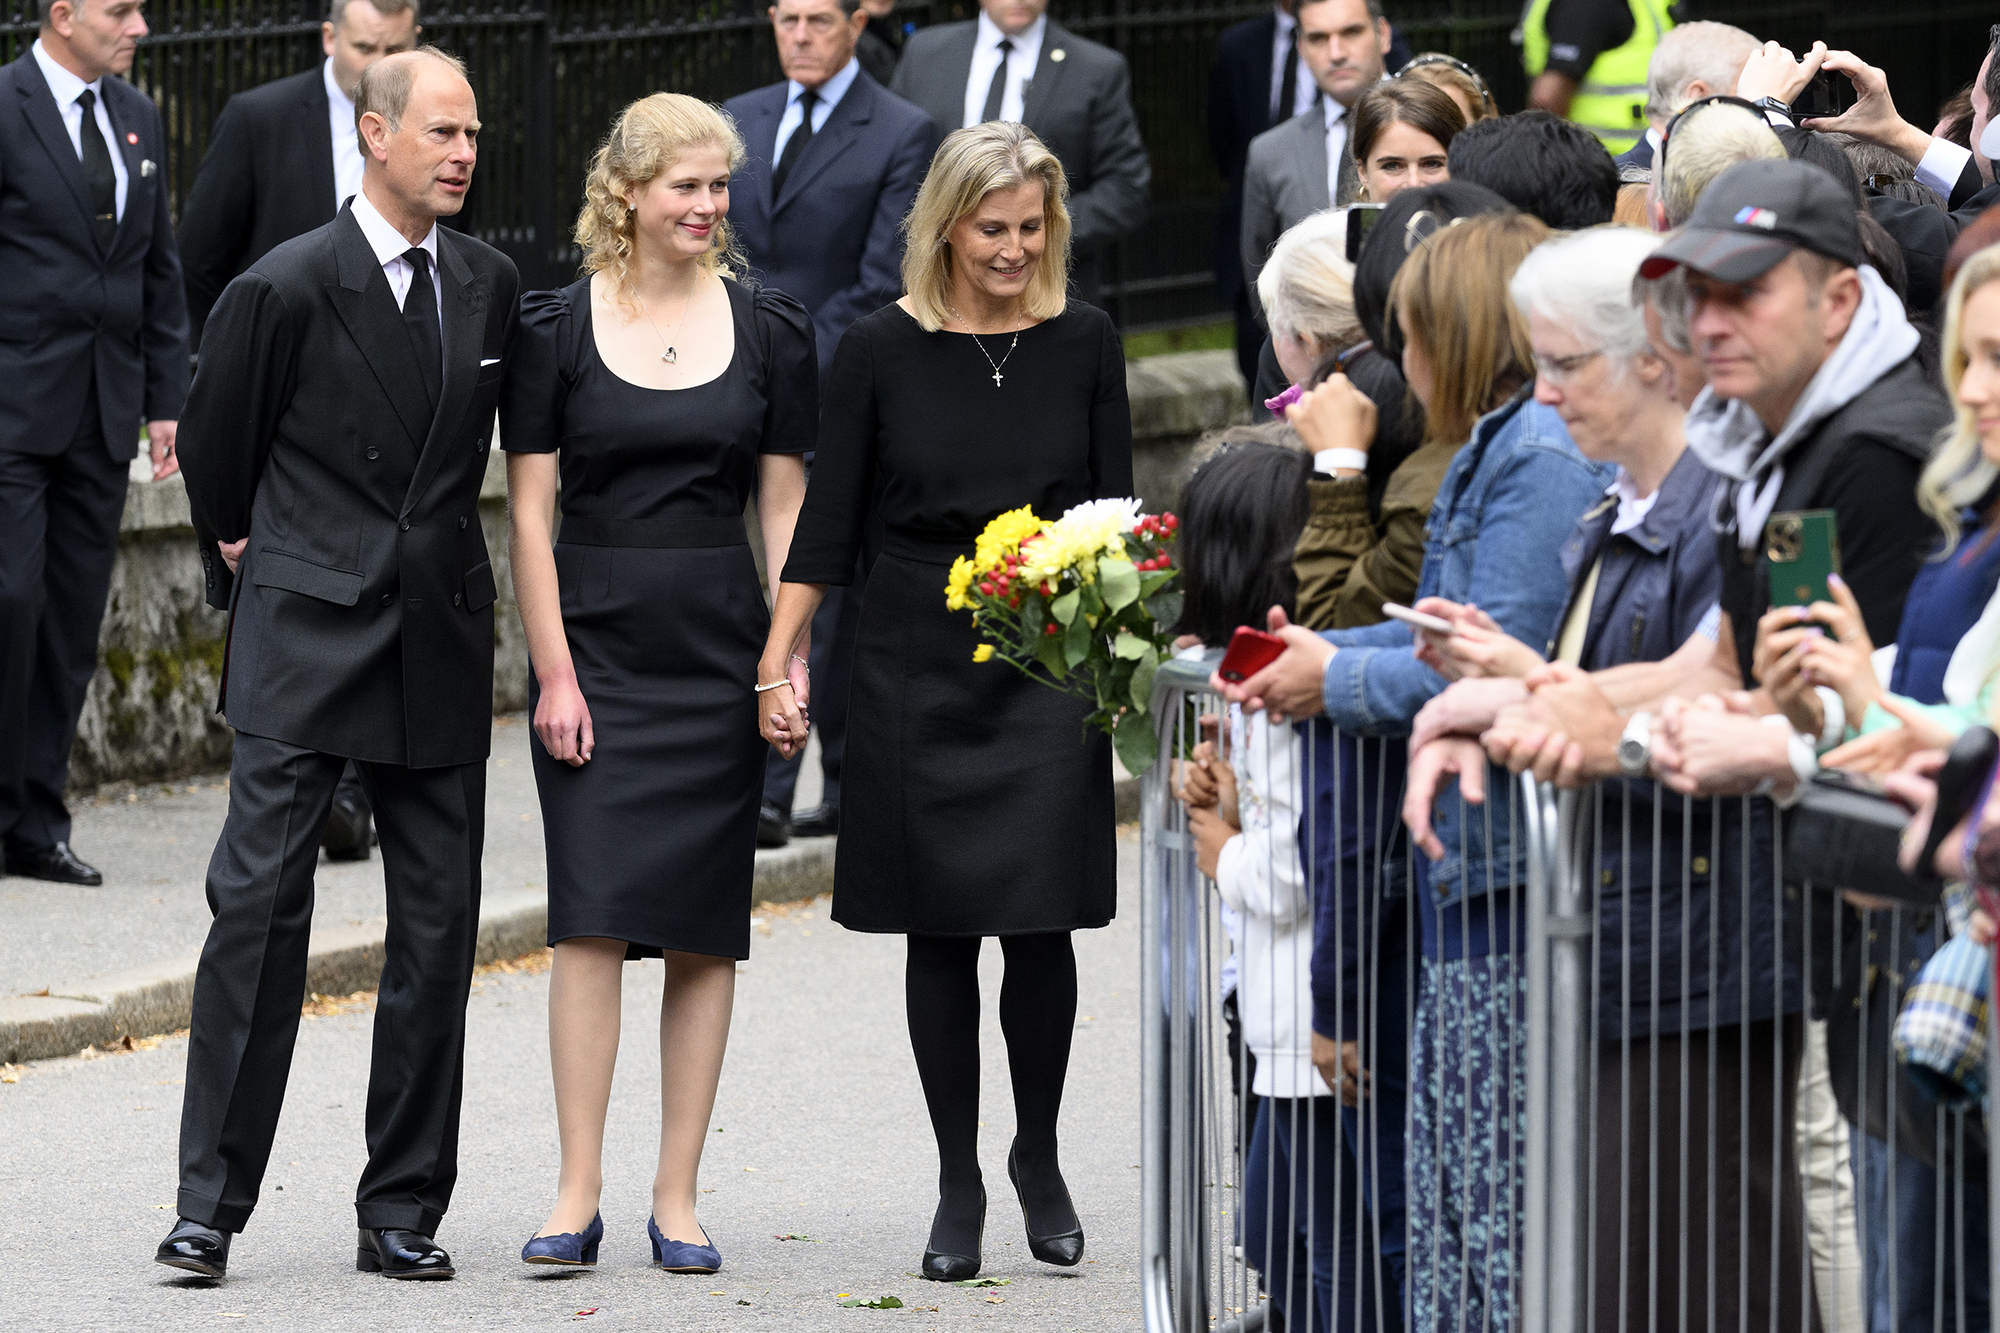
[979,581,996,596]
[1044,623,1060,637]
[1008,595,1021,609]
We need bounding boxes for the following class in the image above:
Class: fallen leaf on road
[24,987,49,997]
[774,1233,820,1242]
[0,1063,22,1084]
[572,1310,598,1319]
[953,1278,1009,1287]
[837,1295,904,1309]
[986,1296,1006,1303]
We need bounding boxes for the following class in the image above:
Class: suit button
[380,593,394,607]
[366,448,380,460]
[452,592,463,606]
[400,520,411,532]
[459,516,468,530]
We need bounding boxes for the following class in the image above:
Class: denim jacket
[1317,394,1611,906]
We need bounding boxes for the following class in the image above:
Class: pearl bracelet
[754,679,794,693]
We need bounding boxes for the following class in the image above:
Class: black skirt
[830,549,1118,936]
[530,542,770,960]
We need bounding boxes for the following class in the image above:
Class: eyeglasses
[1395,53,1491,102]
[1656,94,1769,178]
[1531,349,1603,385]
[1400,209,1466,255]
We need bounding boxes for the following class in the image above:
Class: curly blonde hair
[901,122,1070,332]
[577,93,746,307]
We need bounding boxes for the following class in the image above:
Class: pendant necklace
[636,285,693,365]
[950,306,1020,387]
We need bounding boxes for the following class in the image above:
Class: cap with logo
[1639,158,1865,283]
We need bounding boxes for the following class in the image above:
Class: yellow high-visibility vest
[1520,0,1672,155]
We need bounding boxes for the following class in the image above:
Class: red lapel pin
[126,131,138,145]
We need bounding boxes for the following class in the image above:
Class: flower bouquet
[945,498,1182,774]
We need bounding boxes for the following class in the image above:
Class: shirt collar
[1274,4,1295,34]
[31,38,100,111]
[976,10,1047,59]
[1323,95,1346,130]
[350,185,438,271]
[791,55,861,113]
[323,57,356,122]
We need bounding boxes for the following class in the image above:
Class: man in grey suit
[891,0,1149,305]
[1239,0,1390,301]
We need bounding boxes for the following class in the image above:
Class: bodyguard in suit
[156,48,519,1283]
[176,0,422,861]
[725,0,936,844]
[1239,0,1390,305]
[0,0,189,888]
[176,0,421,349]
[892,0,1149,304]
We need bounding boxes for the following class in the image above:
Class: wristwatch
[1617,711,1654,779]
[1752,95,1795,120]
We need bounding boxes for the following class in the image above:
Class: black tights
[906,932,1079,1250]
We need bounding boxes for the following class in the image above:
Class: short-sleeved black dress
[499,276,817,960]
[781,302,1134,936]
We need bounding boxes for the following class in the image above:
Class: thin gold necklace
[949,305,1022,388]
[635,283,695,364]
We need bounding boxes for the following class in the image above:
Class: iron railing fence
[1,1,1990,328]
[1140,652,1995,1333]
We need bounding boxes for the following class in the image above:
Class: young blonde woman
[758,122,1133,1282]
[498,93,817,1273]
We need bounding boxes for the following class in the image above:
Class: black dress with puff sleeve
[781,302,1134,936]
[499,275,817,960]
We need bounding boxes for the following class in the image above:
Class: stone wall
[69,349,1245,789]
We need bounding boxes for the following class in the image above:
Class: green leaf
[837,1295,905,1309]
[1144,590,1184,628]
[1139,570,1178,597]
[1114,707,1158,775]
[1063,610,1091,668]
[1112,630,1150,660]
[1079,581,1103,619]
[1129,649,1159,714]
[1050,589,1080,626]
[953,1277,1010,1288]
[1098,557,1140,611]
[1035,628,1069,680]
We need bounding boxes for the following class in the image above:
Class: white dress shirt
[32,39,129,223]
[324,58,364,211]
[1916,136,1975,202]
[1269,6,1316,124]
[962,11,1047,128]
[773,55,861,164]
[349,186,442,327]
[1322,96,1349,205]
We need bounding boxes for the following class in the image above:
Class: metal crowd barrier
[1139,655,1996,1333]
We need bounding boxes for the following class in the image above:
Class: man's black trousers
[175,733,485,1234]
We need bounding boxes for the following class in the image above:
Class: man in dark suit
[0,0,189,888]
[856,0,904,85]
[891,0,1149,305]
[155,48,519,1283]
[176,0,421,861]
[726,0,936,846]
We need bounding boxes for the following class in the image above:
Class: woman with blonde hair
[758,121,1133,1281]
[498,92,818,1273]
[1396,52,1498,123]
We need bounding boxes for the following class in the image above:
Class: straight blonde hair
[576,93,746,309]
[901,122,1071,331]
[1920,243,2000,551]
[1394,212,1549,446]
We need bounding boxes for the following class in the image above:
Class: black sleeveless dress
[498,276,818,959]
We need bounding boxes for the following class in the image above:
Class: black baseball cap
[1639,158,1865,283]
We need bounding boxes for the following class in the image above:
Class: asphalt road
[0,832,1143,1333]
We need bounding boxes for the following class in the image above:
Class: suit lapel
[401,233,487,518]
[936,25,977,128]
[104,84,145,254]
[325,207,435,451]
[14,57,97,238]
[775,78,871,212]
[1021,22,1072,128]
[1334,131,1360,207]
[748,86,784,216]
[301,71,337,216]
[1301,114,1330,211]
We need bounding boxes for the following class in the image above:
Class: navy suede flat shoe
[648,1216,721,1273]
[522,1212,602,1266]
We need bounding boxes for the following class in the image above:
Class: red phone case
[1218,626,1286,682]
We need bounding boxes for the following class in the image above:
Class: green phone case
[1765,509,1841,609]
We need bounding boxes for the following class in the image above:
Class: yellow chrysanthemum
[971,644,995,663]
[972,506,1045,574]
[944,555,976,611]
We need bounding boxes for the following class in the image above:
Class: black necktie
[1273,25,1298,128]
[772,89,819,197]
[401,247,442,412]
[76,88,118,251]
[981,38,1014,123]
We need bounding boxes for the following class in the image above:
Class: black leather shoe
[789,802,839,838]
[920,1183,985,1281]
[1008,1144,1084,1266]
[756,801,790,849]
[9,841,103,885]
[322,796,373,862]
[356,1228,455,1279]
[155,1218,231,1279]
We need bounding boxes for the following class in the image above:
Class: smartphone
[1345,202,1386,264]
[1218,626,1286,682]
[1794,70,1854,119]
[1382,601,1454,634]
[1765,509,1841,610]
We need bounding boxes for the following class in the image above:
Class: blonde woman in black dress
[760,122,1133,1281]
[501,94,817,1273]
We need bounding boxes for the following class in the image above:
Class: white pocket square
[479,357,500,366]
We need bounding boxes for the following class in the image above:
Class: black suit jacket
[0,52,188,459]
[179,205,520,768]
[176,67,337,351]
[891,19,1150,266]
[723,72,937,376]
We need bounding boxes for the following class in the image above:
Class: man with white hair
[1619,19,1759,171]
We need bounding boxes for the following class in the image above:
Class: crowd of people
[1172,15,2000,1333]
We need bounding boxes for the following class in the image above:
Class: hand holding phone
[1766,510,1841,611]
[1383,602,1455,634]
[1218,626,1286,682]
